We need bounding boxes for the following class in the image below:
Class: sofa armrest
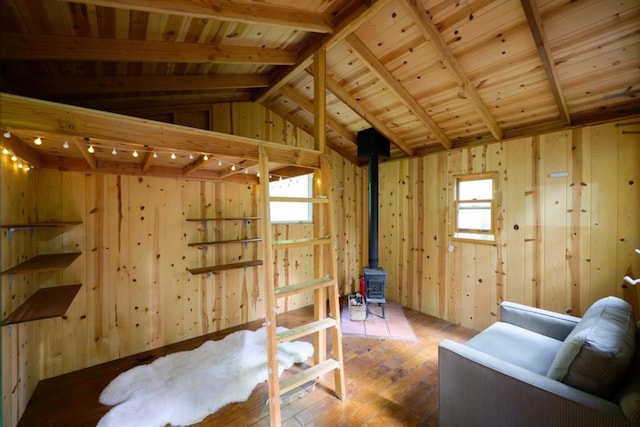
[500,301,581,341]
[438,340,630,427]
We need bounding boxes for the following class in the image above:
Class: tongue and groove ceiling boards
[1,0,638,177]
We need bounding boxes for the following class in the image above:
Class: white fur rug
[98,327,313,427]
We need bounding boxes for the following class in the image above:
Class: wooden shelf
[2,284,82,325]
[1,221,82,229]
[270,196,328,203]
[186,217,262,222]
[272,236,331,249]
[188,237,263,247]
[187,260,263,275]
[1,252,82,275]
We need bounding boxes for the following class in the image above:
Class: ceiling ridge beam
[254,0,393,104]
[33,75,269,96]
[520,0,571,125]
[403,0,503,141]
[60,0,334,33]
[314,69,415,156]
[346,33,450,150]
[1,33,297,65]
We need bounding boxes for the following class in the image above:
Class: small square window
[269,174,312,223]
[453,173,497,243]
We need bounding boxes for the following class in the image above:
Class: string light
[112,148,117,155]
[11,155,17,161]
[189,153,194,160]
[203,154,209,161]
[24,165,30,171]
[218,159,222,167]
[132,150,139,158]
[34,137,42,145]
[88,145,95,153]
[17,161,23,168]
[170,152,177,160]
[256,171,260,177]
[63,141,70,149]
[244,168,249,174]
[2,147,10,155]
[231,164,236,171]
[153,152,158,159]
[3,131,11,138]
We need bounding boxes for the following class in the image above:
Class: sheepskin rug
[97,326,314,427]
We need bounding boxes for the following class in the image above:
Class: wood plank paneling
[378,119,640,330]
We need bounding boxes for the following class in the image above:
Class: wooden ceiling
[1,0,639,177]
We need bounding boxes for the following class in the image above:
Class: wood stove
[358,128,389,318]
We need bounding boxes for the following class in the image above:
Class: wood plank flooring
[17,303,476,427]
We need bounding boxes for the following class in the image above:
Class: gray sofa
[439,297,640,426]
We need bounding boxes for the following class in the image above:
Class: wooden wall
[378,120,640,330]
[0,102,364,427]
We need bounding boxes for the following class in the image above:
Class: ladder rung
[277,318,337,344]
[273,236,331,249]
[279,359,341,395]
[270,196,329,203]
[275,277,335,298]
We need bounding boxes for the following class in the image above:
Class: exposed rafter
[59,0,334,33]
[254,0,393,104]
[1,33,297,65]
[346,34,447,151]
[33,75,269,96]
[317,70,415,156]
[182,154,214,175]
[403,0,503,141]
[520,0,571,125]
[72,139,97,169]
[0,134,42,168]
[279,86,355,144]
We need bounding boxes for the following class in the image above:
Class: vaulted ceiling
[1,0,639,175]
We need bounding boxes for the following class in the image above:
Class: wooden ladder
[258,146,346,426]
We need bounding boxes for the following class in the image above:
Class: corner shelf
[1,252,82,276]
[2,284,82,325]
[187,260,263,275]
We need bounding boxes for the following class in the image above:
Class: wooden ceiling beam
[72,139,97,169]
[0,133,43,168]
[141,148,155,173]
[279,86,355,145]
[34,75,269,96]
[58,0,333,33]
[254,0,392,104]
[317,70,414,156]
[265,100,359,164]
[520,0,571,125]
[182,154,214,175]
[0,93,323,169]
[1,33,297,65]
[346,34,446,151]
[404,0,502,141]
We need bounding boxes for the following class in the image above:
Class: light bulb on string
[63,141,70,149]
[112,148,117,155]
[189,153,194,160]
[244,168,249,174]
[203,154,209,161]
[3,131,11,139]
[231,164,236,171]
[217,159,222,167]
[256,171,260,177]
[88,145,95,154]
[17,161,23,168]
[24,165,30,171]
[132,150,139,158]
[11,155,17,161]
[34,137,42,145]
[2,147,10,155]
[171,152,177,160]
[153,152,158,159]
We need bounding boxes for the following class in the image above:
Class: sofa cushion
[547,296,636,398]
[616,322,640,423]
[465,321,564,375]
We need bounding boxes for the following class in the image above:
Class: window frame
[452,172,498,244]
[269,174,313,224]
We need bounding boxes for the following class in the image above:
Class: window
[269,174,313,223]
[453,172,497,243]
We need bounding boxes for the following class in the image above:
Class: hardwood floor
[17,304,476,427]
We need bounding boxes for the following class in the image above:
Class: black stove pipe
[368,154,379,269]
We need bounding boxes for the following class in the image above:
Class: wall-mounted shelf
[188,237,263,247]
[187,260,263,275]
[186,217,262,222]
[1,252,82,276]
[2,284,82,325]
[1,221,82,229]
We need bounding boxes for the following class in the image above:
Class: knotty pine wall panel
[378,120,640,330]
[2,100,364,427]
